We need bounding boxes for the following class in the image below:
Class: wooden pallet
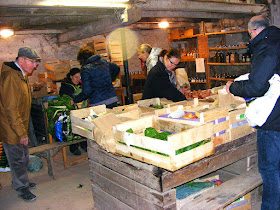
[88,132,258,209]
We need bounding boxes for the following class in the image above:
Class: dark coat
[73,55,120,106]
[59,79,80,98]
[230,26,280,131]
[142,60,186,102]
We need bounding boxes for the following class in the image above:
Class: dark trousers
[2,142,30,194]
[257,128,280,210]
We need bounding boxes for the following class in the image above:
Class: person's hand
[71,100,74,105]
[20,137,29,146]
[226,81,233,94]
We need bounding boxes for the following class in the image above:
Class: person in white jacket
[138,44,162,75]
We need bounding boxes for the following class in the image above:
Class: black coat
[59,80,79,98]
[142,60,186,102]
[230,26,280,131]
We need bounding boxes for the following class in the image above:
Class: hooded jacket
[229,26,280,131]
[73,55,120,106]
[146,47,162,74]
[142,60,186,102]
[0,62,31,144]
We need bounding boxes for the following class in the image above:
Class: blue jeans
[257,129,280,210]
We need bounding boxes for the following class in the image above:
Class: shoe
[12,182,36,190]
[18,188,37,202]
[71,149,81,156]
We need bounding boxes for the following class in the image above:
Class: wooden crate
[108,41,123,66]
[137,97,173,108]
[229,108,255,141]
[164,98,212,110]
[155,105,229,146]
[46,82,57,93]
[45,60,70,73]
[88,132,257,209]
[113,115,214,171]
[113,104,156,117]
[70,105,140,140]
[179,28,199,38]
[38,72,55,81]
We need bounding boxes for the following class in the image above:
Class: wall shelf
[209,46,248,50]
[208,62,250,65]
[209,77,234,82]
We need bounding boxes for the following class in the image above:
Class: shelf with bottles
[209,46,247,50]
[208,62,250,65]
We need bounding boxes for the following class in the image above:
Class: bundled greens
[44,95,81,141]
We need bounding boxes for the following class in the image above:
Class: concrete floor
[0,148,262,210]
[0,149,95,210]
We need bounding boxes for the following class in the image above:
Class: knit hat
[17,47,41,60]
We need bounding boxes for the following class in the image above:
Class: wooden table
[115,87,126,105]
[88,132,259,209]
[29,139,88,179]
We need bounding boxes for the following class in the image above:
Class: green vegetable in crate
[126,128,133,133]
[144,127,172,141]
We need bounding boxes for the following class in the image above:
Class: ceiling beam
[58,6,141,43]
[135,0,265,14]
[141,10,245,19]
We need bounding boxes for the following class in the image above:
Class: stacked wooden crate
[93,39,109,61]
[155,105,229,146]
[108,41,123,66]
[113,115,215,171]
[38,60,70,93]
[70,105,141,153]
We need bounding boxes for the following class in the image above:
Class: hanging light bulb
[0,29,14,38]
[158,21,169,29]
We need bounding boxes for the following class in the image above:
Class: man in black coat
[226,15,280,209]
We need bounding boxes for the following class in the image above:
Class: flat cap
[18,47,41,60]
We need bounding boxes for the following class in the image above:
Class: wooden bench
[181,169,263,209]
[29,139,88,179]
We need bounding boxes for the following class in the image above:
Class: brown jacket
[0,62,31,145]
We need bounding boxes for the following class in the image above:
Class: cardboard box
[113,115,215,171]
[224,192,251,210]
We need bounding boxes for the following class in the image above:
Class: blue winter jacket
[73,55,120,106]
[229,26,280,131]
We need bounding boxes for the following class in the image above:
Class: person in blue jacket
[73,46,120,109]
[226,15,280,209]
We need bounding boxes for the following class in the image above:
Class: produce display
[44,95,82,142]
[182,112,200,119]
[148,104,165,109]
[184,89,213,99]
[124,128,210,156]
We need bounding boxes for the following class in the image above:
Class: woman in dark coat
[59,68,87,156]
[142,48,186,102]
[73,46,120,108]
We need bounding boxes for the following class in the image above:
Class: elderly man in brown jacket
[0,47,40,202]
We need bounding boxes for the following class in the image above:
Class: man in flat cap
[0,47,40,202]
